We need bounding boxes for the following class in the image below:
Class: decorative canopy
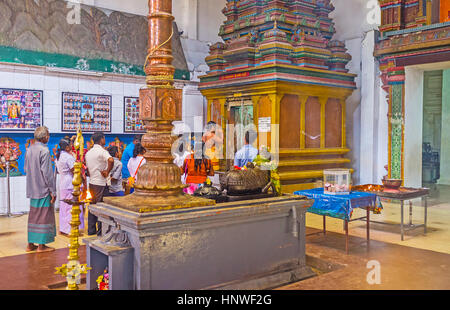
[200,0,356,90]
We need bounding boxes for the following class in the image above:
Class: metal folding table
[353,186,429,241]
[294,188,381,254]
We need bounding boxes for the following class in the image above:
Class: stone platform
[85,195,314,290]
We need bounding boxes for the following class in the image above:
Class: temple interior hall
[0,0,450,292]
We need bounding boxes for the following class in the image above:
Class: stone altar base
[85,195,314,290]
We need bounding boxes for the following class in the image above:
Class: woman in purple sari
[55,138,84,236]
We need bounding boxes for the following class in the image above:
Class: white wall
[439,69,450,185]
[330,0,381,184]
[404,67,425,188]
[331,0,380,42]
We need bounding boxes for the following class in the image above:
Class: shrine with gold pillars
[199,0,357,192]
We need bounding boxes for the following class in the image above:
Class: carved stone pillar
[104,0,213,212]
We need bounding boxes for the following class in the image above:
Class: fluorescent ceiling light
[46,67,104,77]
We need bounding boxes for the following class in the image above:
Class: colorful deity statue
[108,137,126,160]
[96,267,109,290]
[0,137,22,174]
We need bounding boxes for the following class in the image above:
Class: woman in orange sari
[181,142,214,195]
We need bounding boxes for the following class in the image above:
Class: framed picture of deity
[124,97,145,133]
[0,88,43,132]
[61,92,111,133]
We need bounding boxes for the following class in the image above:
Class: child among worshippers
[106,146,125,197]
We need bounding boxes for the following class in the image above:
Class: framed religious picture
[124,97,145,133]
[61,92,111,133]
[0,88,43,131]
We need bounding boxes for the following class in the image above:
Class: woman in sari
[181,142,214,195]
[55,138,84,236]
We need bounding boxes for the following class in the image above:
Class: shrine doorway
[224,97,256,169]
[403,63,450,189]
[421,70,443,187]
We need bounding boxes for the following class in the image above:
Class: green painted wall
[439,69,450,185]
[0,45,190,80]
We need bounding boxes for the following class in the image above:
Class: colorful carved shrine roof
[375,0,450,64]
[199,0,356,91]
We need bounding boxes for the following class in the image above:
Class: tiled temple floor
[0,185,449,289]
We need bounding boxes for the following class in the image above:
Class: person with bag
[181,141,214,195]
[126,143,146,194]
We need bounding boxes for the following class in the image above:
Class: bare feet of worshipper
[26,243,38,252]
[37,245,55,253]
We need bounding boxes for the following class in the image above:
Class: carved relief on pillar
[134,86,184,195]
[139,87,182,122]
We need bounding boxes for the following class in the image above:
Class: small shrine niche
[199,0,357,192]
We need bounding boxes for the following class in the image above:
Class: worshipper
[181,141,214,195]
[121,135,142,180]
[203,121,223,171]
[85,132,114,236]
[234,129,258,168]
[24,126,57,253]
[126,143,146,193]
[173,135,191,168]
[55,138,85,236]
[106,146,125,197]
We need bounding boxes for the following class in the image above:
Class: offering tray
[352,185,429,200]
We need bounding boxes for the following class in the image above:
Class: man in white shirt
[85,132,114,236]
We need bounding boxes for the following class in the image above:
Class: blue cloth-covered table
[294,188,379,221]
[293,188,382,254]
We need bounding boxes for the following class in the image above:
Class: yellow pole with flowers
[55,127,91,290]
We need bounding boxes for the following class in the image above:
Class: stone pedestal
[86,195,314,290]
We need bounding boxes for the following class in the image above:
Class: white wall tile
[112,106,123,124]
[183,94,204,117]
[123,82,140,97]
[44,90,59,106]
[99,79,113,95]
[59,75,78,93]
[14,71,31,89]
[0,71,16,88]
[111,81,124,95]
[45,117,60,133]
[79,77,101,94]
[112,94,124,110]
[29,73,45,90]
[44,74,60,90]
[111,120,123,134]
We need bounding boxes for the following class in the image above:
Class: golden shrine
[199,0,357,192]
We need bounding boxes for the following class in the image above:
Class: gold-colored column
[103,0,213,213]
[55,129,90,290]
[268,93,282,158]
[319,97,328,149]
